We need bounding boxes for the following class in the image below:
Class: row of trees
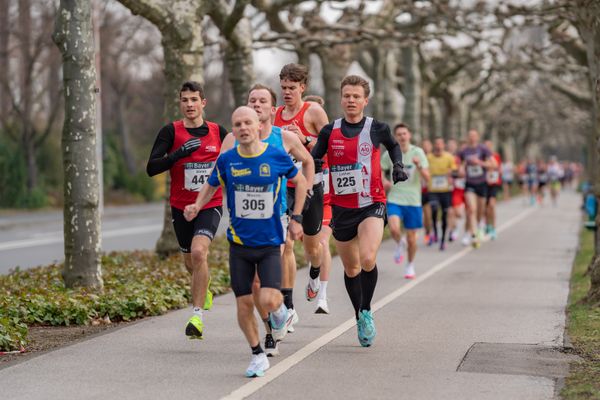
[2,0,598,302]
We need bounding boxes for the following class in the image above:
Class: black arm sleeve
[310,124,333,160]
[146,124,175,177]
[218,125,228,142]
[371,122,403,165]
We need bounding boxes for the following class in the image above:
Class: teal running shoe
[357,310,376,347]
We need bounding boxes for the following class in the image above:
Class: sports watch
[291,214,303,224]
[303,136,312,146]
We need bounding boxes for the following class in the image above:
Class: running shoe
[394,239,406,264]
[185,315,204,340]
[450,230,458,242]
[286,308,299,333]
[203,276,213,311]
[264,334,278,357]
[423,234,430,245]
[489,227,497,240]
[269,307,289,341]
[471,235,480,249]
[461,234,471,246]
[439,242,446,251]
[306,278,320,302]
[357,310,376,347]
[404,264,416,279]
[245,352,269,378]
[315,298,330,314]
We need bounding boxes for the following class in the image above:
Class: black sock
[262,317,272,334]
[344,272,362,319]
[441,208,448,245]
[251,344,263,355]
[309,265,321,279]
[360,265,378,312]
[281,288,293,309]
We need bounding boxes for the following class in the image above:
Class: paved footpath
[0,192,581,400]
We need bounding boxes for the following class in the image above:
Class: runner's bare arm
[184,183,219,221]
[305,103,330,149]
[287,172,307,240]
[283,129,315,186]
[220,132,235,153]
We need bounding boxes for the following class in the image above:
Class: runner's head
[467,129,479,146]
[433,137,445,154]
[280,63,308,107]
[421,139,432,154]
[179,81,206,122]
[303,94,325,106]
[340,75,370,120]
[447,138,458,154]
[393,123,411,146]
[231,106,260,145]
[484,139,494,152]
[247,84,277,124]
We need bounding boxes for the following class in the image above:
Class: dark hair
[248,83,277,106]
[393,123,410,133]
[279,63,309,84]
[180,81,205,99]
[434,136,444,141]
[303,95,325,106]
[340,75,371,98]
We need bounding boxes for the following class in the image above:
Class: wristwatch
[303,136,312,146]
[291,214,303,224]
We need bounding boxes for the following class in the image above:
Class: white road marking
[0,224,162,251]
[220,207,537,400]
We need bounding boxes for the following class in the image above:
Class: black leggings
[429,192,452,244]
[229,243,281,297]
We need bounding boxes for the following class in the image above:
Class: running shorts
[331,202,386,242]
[452,189,465,207]
[229,243,281,297]
[465,182,487,198]
[171,206,222,253]
[322,204,332,227]
[287,183,324,236]
[387,203,423,230]
[486,185,499,201]
[428,192,452,210]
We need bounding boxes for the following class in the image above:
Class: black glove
[169,138,201,162]
[313,158,324,174]
[392,161,409,183]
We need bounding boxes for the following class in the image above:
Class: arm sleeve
[146,124,175,177]
[374,123,403,165]
[218,125,229,142]
[310,124,332,160]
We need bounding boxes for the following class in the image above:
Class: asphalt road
[0,203,229,274]
[0,192,581,400]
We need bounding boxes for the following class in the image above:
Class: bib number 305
[234,184,274,219]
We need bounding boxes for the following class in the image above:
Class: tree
[53,0,103,289]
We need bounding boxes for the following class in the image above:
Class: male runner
[547,156,564,206]
[220,84,315,355]
[184,106,307,377]
[427,137,457,250]
[484,140,502,240]
[275,64,331,321]
[458,130,494,248]
[381,124,429,278]
[146,81,227,339]
[421,139,434,245]
[312,75,408,347]
[447,138,465,242]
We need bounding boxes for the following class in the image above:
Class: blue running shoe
[357,310,376,347]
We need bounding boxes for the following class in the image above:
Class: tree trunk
[316,44,353,118]
[223,17,255,107]
[53,0,103,289]
[428,98,443,140]
[400,46,421,136]
[0,0,9,121]
[383,49,401,125]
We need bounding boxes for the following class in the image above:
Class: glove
[392,162,409,183]
[169,138,201,162]
[313,158,324,174]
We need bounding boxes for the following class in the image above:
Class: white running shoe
[404,264,416,279]
[286,308,299,333]
[461,234,471,246]
[245,352,269,378]
[315,298,330,314]
[394,239,406,264]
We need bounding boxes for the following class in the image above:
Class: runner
[501,158,514,200]
[525,158,538,206]
[421,139,434,245]
[274,64,331,321]
[381,124,429,278]
[184,106,307,377]
[536,159,548,205]
[312,75,408,347]
[219,84,315,355]
[447,138,465,243]
[484,140,502,240]
[458,129,495,248]
[547,156,564,206]
[146,81,228,340]
[427,137,457,251]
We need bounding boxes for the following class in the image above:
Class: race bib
[234,184,274,219]
[467,165,484,177]
[314,169,331,194]
[331,163,363,195]
[431,175,449,190]
[184,162,214,191]
[486,171,500,184]
[454,178,466,190]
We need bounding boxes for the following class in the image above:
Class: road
[0,203,229,274]
[0,192,581,399]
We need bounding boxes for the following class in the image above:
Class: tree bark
[118,0,206,257]
[400,46,421,136]
[0,0,9,121]
[223,17,255,107]
[53,0,103,289]
[316,44,353,118]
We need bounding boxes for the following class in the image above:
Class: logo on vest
[231,166,252,177]
[359,143,372,156]
[205,145,218,152]
[259,163,271,177]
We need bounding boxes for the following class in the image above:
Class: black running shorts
[486,185,499,201]
[331,202,386,242]
[465,182,488,198]
[428,192,452,210]
[287,183,324,236]
[171,206,222,253]
[229,243,282,297]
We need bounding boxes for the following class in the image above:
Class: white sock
[318,281,328,300]
[193,307,203,319]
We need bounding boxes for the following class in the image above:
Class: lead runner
[311,75,408,347]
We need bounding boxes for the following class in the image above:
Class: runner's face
[280,79,305,106]
[434,139,444,153]
[179,90,206,121]
[467,130,479,146]
[232,109,260,145]
[341,85,368,118]
[394,127,410,145]
[422,140,432,154]
[247,89,275,123]
[447,140,457,153]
